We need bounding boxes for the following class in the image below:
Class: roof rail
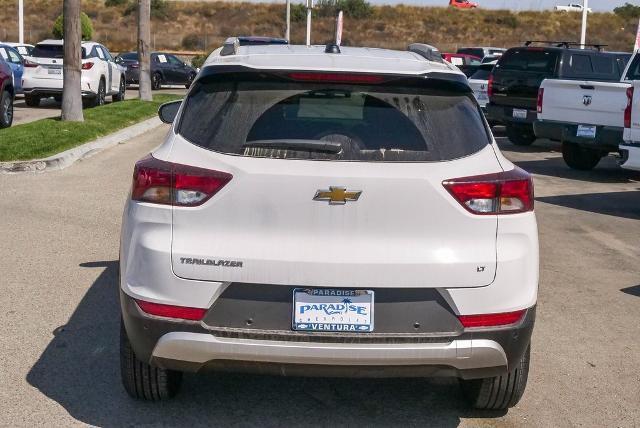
[523,40,607,51]
[220,36,289,56]
[408,43,444,63]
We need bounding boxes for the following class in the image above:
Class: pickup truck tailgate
[539,79,629,128]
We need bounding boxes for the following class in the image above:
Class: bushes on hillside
[52,12,94,40]
[182,33,202,50]
[315,0,373,19]
[122,0,170,19]
[614,3,640,20]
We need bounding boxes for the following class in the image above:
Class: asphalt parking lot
[0,127,639,426]
[11,87,188,126]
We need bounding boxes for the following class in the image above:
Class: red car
[449,0,478,8]
[0,57,14,128]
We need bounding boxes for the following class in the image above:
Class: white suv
[119,42,539,410]
[22,40,125,107]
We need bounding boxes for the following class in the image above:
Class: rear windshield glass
[32,44,87,59]
[498,50,558,73]
[624,54,640,81]
[120,52,138,60]
[469,68,492,80]
[178,78,489,162]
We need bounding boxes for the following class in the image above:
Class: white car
[0,42,34,56]
[468,61,496,111]
[22,40,125,107]
[119,40,539,410]
[554,3,592,13]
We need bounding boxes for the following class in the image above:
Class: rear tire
[506,124,536,146]
[185,72,196,89]
[0,90,13,128]
[152,72,162,90]
[113,77,126,102]
[120,319,182,400]
[460,345,530,410]
[562,142,603,170]
[25,94,40,107]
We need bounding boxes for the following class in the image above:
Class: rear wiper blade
[243,139,342,154]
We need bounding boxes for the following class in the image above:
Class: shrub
[315,0,373,19]
[105,0,128,7]
[291,3,307,22]
[614,3,640,20]
[182,33,202,50]
[191,53,208,69]
[123,0,170,19]
[52,12,94,40]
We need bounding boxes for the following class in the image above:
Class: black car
[116,52,198,90]
[486,42,630,145]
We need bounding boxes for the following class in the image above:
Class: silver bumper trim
[151,332,507,370]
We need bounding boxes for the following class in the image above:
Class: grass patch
[0,94,181,162]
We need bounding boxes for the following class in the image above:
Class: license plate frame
[47,68,62,75]
[292,288,374,332]
[576,124,597,139]
[512,108,528,120]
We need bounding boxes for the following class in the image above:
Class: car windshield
[32,44,87,59]
[121,52,138,60]
[498,50,558,73]
[178,76,489,162]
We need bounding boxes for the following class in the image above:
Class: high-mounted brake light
[458,310,526,328]
[23,59,38,68]
[537,88,544,114]
[131,155,232,206]
[82,62,94,70]
[135,299,207,321]
[288,72,385,84]
[487,73,494,98]
[443,167,533,215]
[625,87,634,129]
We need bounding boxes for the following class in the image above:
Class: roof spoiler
[408,43,444,63]
[524,40,607,51]
[220,36,289,56]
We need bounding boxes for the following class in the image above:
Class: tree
[614,3,640,20]
[138,0,152,101]
[61,0,84,122]
[52,12,94,40]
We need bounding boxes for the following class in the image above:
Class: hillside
[0,0,638,55]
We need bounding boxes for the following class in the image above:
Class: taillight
[82,62,94,70]
[487,73,494,98]
[135,299,207,321]
[23,59,38,68]
[457,309,526,328]
[442,167,533,215]
[537,87,544,114]
[288,72,385,84]
[130,63,139,68]
[625,86,634,129]
[131,155,232,207]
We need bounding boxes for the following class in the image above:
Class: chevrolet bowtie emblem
[313,187,362,205]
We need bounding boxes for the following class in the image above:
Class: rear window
[178,76,489,162]
[498,49,558,73]
[32,44,87,59]
[121,52,138,60]
[457,48,484,59]
[561,52,628,81]
[469,66,493,80]
[624,54,640,81]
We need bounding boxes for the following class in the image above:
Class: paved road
[12,87,187,126]
[1,129,639,426]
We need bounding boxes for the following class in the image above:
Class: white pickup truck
[534,51,636,170]
[621,79,640,171]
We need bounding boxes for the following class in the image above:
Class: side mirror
[158,100,181,124]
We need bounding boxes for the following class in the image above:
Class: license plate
[577,125,596,139]
[512,109,527,119]
[477,93,488,101]
[292,288,374,332]
[47,68,61,75]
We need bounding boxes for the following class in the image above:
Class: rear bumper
[619,143,640,171]
[486,103,536,125]
[534,120,622,151]
[23,75,97,97]
[121,290,535,379]
[22,87,97,98]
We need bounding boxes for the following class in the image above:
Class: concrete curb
[0,117,163,174]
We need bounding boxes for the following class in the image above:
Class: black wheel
[461,345,530,410]
[120,319,182,400]
[54,95,63,103]
[113,77,126,102]
[0,90,13,128]
[505,124,536,146]
[562,142,603,170]
[152,72,162,90]
[24,94,40,107]
[185,72,196,89]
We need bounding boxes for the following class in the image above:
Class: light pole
[580,0,588,49]
[306,0,313,46]
[285,0,290,42]
[18,0,24,43]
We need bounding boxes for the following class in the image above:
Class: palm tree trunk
[137,0,152,101]
[61,0,84,121]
